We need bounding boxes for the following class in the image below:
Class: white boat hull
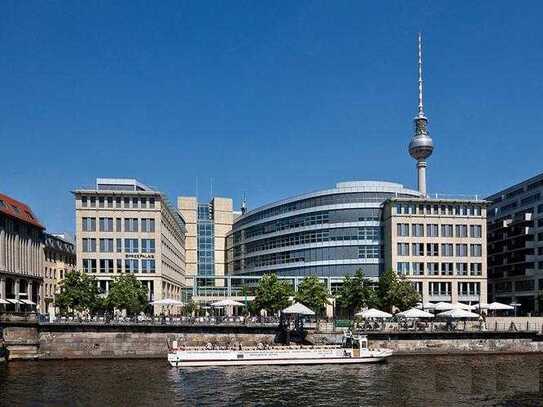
[168,347,392,367]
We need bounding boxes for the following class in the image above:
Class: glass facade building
[226,181,421,279]
[197,203,215,285]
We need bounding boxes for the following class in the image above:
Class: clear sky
[2,1,543,234]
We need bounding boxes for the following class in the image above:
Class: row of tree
[56,271,149,316]
[253,269,420,318]
[57,268,420,318]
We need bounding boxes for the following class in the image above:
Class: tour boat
[167,333,392,367]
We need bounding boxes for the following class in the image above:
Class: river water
[1,354,543,406]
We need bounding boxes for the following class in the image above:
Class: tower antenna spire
[417,32,425,118]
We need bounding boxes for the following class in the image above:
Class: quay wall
[38,324,277,360]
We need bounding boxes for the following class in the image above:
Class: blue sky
[2,1,543,234]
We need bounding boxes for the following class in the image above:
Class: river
[1,354,543,406]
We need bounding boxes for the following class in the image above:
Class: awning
[20,299,36,305]
[0,298,9,304]
[6,299,23,304]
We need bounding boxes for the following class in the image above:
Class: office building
[226,181,422,281]
[0,193,45,310]
[384,197,487,304]
[73,178,187,305]
[178,197,233,287]
[43,233,76,313]
[486,172,543,314]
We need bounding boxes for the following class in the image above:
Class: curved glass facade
[226,181,421,278]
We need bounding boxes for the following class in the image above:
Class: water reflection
[1,354,542,406]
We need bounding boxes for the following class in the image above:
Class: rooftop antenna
[417,32,425,118]
[241,193,247,214]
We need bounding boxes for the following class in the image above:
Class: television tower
[408,33,434,196]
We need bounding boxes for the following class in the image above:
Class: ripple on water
[1,354,543,406]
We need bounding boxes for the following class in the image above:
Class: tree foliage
[377,269,421,312]
[106,274,148,316]
[55,270,101,314]
[294,275,330,317]
[336,269,378,318]
[253,273,293,315]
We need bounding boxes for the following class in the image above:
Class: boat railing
[173,344,342,352]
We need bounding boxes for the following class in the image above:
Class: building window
[115,197,122,208]
[107,197,113,208]
[125,259,139,273]
[411,243,424,256]
[82,217,96,232]
[149,198,155,208]
[397,224,410,237]
[441,262,454,276]
[90,197,96,208]
[124,218,138,232]
[397,243,410,256]
[125,239,139,253]
[124,197,130,208]
[99,197,105,208]
[441,225,453,237]
[82,196,88,208]
[514,280,535,292]
[455,225,468,238]
[99,238,114,253]
[441,243,453,257]
[411,262,424,276]
[397,262,410,275]
[83,259,97,273]
[412,224,424,237]
[358,245,380,259]
[132,197,139,208]
[429,282,451,296]
[116,218,122,232]
[470,263,482,276]
[99,259,114,273]
[141,198,147,208]
[141,239,156,253]
[99,217,114,232]
[116,239,122,253]
[470,244,482,257]
[469,225,482,238]
[82,238,96,253]
[116,259,123,273]
[427,262,439,276]
[426,224,439,237]
[455,263,468,276]
[141,218,155,233]
[456,244,468,257]
[426,243,439,256]
[142,259,156,273]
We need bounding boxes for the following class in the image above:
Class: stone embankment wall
[39,329,276,359]
[309,331,543,355]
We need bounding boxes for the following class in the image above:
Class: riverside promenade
[3,313,543,360]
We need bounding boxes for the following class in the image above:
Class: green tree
[294,275,330,318]
[253,273,293,315]
[336,269,379,319]
[182,300,198,317]
[377,269,420,312]
[106,274,149,316]
[55,270,101,314]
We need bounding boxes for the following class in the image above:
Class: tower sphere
[409,117,434,161]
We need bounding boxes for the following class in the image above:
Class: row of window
[82,258,156,273]
[396,262,483,276]
[244,227,383,255]
[427,282,481,296]
[81,196,156,209]
[82,238,155,253]
[397,223,482,238]
[397,243,482,257]
[394,203,483,217]
[82,217,155,233]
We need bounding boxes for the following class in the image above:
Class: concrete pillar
[417,160,427,196]
[451,280,458,304]
[0,276,5,300]
[14,278,20,312]
[422,281,429,304]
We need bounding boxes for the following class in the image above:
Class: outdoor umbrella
[453,303,472,311]
[355,308,392,318]
[420,302,436,310]
[210,299,245,307]
[471,303,489,310]
[433,302,456,311]
[282,302,315,316]
[487,302,514,311]
[0,298,9,304]
[397,308,435,318]
[437,309,480,319]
